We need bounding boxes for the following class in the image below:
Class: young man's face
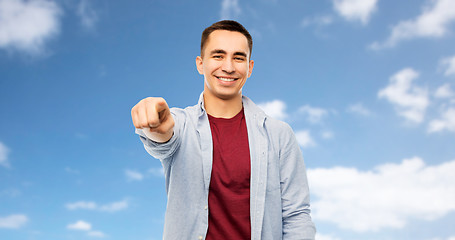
[196,30,254,101]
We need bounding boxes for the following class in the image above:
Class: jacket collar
[197,92,267,122]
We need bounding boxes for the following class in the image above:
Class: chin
[216,91,242,100]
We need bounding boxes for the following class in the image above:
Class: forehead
[204,30,250,55]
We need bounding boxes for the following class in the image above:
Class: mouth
[216,76,238,82]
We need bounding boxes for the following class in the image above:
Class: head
[200,20,253,60]
[196,20,254,101]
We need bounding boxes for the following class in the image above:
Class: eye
[234,57,245,61]
[213,55,223,59]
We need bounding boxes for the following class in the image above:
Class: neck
[203,91,243,118]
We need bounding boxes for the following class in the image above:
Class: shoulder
[169,102,202,128]
[266,117,294,135]
[264,116,296,149]
[243,95,294,135]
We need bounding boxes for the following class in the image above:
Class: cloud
[67,220,91,231]
[66,201,97,210]
[428,237,455,240]
[65,167,80,174]
[77,0,97,30]
[347,102,372,116]
[308,157,455,232]
[98,199,128,212]
[435,84,454,99]
[378,68,429,123]
[88,230,106,238]
[428,107,455,133]
[301,15,333,28]
[0,141,10,168]
[0,0,62,55]
[220,0,240,20]
[316,233,341,240]
[321,130,334,140]
[66,199,128,212]
[67,220,106,238]
[299,105,330,124]
[295,130,316,148]
[257,100,287,120]
[0,214,28,229]
[0,188,21,197]
[332,0,378,25]
[125,169,144,181]
[440,55,455,77]
[370,0,455,49]
[148,167,164,177]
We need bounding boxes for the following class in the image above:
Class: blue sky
[1,0,455,239]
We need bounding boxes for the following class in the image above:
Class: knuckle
[148,119,160,127]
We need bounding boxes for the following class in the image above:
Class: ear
[247,59,254,78]
[196,56,204,75]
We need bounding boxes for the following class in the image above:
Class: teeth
[218,77,235,82]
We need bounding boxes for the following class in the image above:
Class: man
[131,20,316,240]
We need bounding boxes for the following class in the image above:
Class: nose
[221,58,235,74]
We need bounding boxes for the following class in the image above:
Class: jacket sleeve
[280,124,316,239]
[135,109,182,163]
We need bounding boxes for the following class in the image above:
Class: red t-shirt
[206,108,251,240]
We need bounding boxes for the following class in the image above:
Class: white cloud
[316,233,341,240]
[370,0,455,49]
[98,199,128,212]
[67,220,91,231]
[308,157,455,232]
[321,130,334,140]
[347,102,372,116]
[77,0,97,30]
[67,220,106,238]
[66,199,128,212]
[125,169,144,181]
[428,237,455,240]
[428,107,455,133]
[301,15,333,28]
[0,142,10,168]
[0,214,28,229]
[332,0,378,25]
[299,105,329,124]
[435,84,454,99]
[65,166,80,174]
[0,188,21,197]
[220,0,240,20]
[295,130,316,148]
[440,55,455,77]
[257,100,287,120]
[88,230,106,238]
[148,167,164,177]
[66,201,97,210]
[0,0,62,55]
[378,68,429,123]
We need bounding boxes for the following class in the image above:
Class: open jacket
[136,94,316,240]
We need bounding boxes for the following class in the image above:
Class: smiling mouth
[216,76,238,82]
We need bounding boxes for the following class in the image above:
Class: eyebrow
[210,49,248,58]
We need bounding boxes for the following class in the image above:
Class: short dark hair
[200,20,253,58]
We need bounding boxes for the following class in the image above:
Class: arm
[280,125,316,239]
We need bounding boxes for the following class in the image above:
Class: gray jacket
[136,94,316,240]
